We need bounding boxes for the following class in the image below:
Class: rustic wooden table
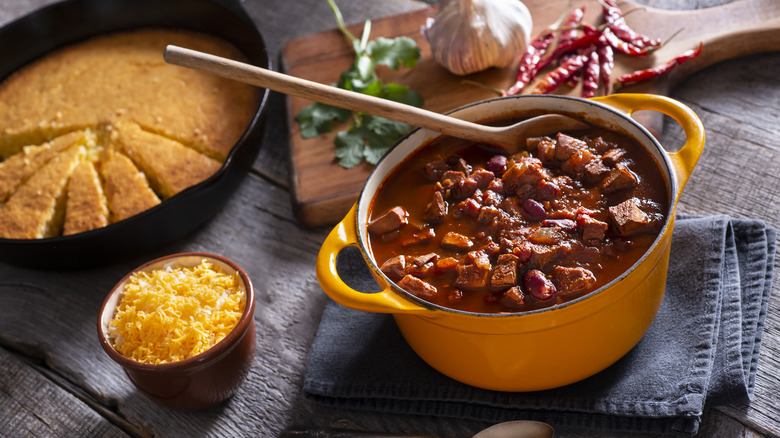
[1,0,779,437]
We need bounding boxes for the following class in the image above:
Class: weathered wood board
[283,0,780,227]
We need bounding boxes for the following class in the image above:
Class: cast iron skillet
[0,0,270,269]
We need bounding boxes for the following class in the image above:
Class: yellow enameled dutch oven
[316,93,704,392]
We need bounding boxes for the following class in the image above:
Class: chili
[504,31,555,96]
[532,48,594,95]
[601,0,661,49]
[616,42,702,86]
[581,49,601,98]
[367,118,669,314]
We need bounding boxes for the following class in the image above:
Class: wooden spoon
[163,45,589,154]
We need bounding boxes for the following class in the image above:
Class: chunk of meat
[529,243,570,270]
[502,286,526,307]
[471,169,496,189]
[455,251,492,289]
[602,147,627,166]
[490,254,519,287]
[584,158,610,182]
[609,197,654,235]
[599,164,637,193]
[555,133,588,161]
[406,253,438,277]
[380,255,405,281]
[398,274,438,300]
[368,206,408,235]
[440,170,466,190]
[477,205,503,225]
[421,155,447,181]
[552,266,596,295]
[423,191,447,224]
[561,149,596,178]
[578,215,608,243]
[440,231,474,251]
[435,257,459,273]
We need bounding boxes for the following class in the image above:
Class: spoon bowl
[163,45,589,154]
[473,420,554,438]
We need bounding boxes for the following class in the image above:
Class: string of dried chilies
[503,0,702,97]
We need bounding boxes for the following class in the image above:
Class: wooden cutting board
[282,0,780,227]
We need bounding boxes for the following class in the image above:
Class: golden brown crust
[64,160,109,235]
[0,145,84,239]
[0,130,89,203]
[101,149,160,223]
[112,119,222,199]
[0,28,259,160]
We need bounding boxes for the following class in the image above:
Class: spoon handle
[163,45,498,144]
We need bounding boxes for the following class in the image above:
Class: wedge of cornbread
[64,160,109,235]
[101,148,161,223]
[0,145,84,239]
[111,119,222,199]
[0,130,91,203]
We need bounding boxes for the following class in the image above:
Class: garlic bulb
[423,0,533,76]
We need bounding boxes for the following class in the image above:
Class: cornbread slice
[0,29,259,160]
[0,145,84,239]
[63,160,109,235]
[112,120,222,199]
[0,130,90,203]
[101,149,160,223]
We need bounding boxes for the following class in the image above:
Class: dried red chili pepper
[601,0,661,49]
[532,48,594,95]
[535,25,601,73]
[581,49,601,98]
[615,42,702,87]
[597,39,614,94]
[560,6,586,87]
[602,26,656,56]
[504,31,555,96]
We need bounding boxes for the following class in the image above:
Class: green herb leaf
[334,128,366,168]
[368,36,421,69]
[295,0,423,169]
[294,102,351,139]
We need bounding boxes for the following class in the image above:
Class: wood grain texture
[283,0,780,227]
[0,0,779,437]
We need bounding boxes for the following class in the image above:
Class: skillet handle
[591,93,705,201]
[316,204,429,315]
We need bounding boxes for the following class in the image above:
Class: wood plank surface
[284,0,780,227]
[1,0,780,437]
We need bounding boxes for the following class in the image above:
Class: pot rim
[354,94,678,318]
[97,252,256,372]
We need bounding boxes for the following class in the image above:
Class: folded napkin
[303,215,776,436]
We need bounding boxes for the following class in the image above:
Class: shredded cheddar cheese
[108,260,246,364]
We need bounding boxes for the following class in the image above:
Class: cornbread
[64,161,109,235]
[0,28,260,239]
[101,149,161,223]
[0,145,84,239]
[108,260,245,364]
[0,130,89,203]
[111,119,222,199]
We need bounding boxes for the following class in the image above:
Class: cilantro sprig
[294,0,424,169]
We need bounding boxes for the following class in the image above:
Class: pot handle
[591,93,705,200]
[316,204,429,315]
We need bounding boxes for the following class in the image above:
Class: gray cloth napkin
[303,215,776,436]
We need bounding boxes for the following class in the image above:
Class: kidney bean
[523,270,557,301]
[542,218,577,232]
[486,155,508,175]
[523,198,547,221]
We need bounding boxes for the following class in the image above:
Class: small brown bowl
[97,252,256,410]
